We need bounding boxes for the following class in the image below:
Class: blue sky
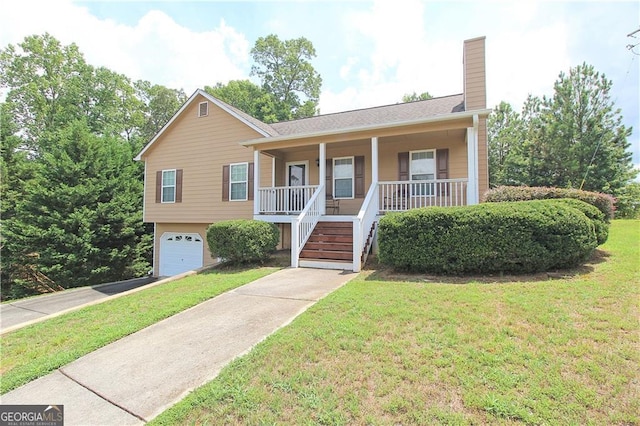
[1,1,639,169]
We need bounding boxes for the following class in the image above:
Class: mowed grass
[0,265,281,394]
[152,220,639,425]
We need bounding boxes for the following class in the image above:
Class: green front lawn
[0,265,281,394]
[152,220,639,425]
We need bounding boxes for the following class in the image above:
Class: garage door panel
[159,233,204,276]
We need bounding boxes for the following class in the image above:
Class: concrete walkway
[0,268,356,425]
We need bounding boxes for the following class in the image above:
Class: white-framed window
[198,101,208,117]
[229,162,248,201]
[162,169,176,203]
[333,157,354,199]
[410,150,436,196]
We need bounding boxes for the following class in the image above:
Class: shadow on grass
[199,250,292,275]
[363,249,610,284]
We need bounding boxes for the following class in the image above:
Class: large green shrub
[547,199,608,245]
[483,186,615,220]
[378,201,597,274]
[206,220,279,264]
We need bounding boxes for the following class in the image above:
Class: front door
[287,162,308,212]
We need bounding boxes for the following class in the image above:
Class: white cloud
[339,57,359,80]
[0,0,250,94]
[321,0,463,113]
[485,21,571,109]
[320,0,572,115]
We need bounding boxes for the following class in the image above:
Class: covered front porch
[248,113,484,272]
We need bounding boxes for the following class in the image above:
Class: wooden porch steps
[300,221,353,262]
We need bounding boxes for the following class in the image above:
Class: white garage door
[159,233,204,276]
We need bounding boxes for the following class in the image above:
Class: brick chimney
[463,36,487,111]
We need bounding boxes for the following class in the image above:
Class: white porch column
[253,149,260,215]
[319,143,326,213]
[466,115,479,205]
[371,137,379,184]
[271,156,276,187]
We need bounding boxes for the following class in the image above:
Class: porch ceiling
[261,128,466,157]
[242,109,489,151]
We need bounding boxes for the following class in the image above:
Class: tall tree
[487,63,635,194]
[4,120,151,295]
[487,101,524,186]
[542,63,634,192]
[84,67,145,144]
[0,102,33,296]
[0,34,150,152]
[205,80,278,123]
[401,91,433,102]
[1,34,154,298]
[135,80,187,144]
[0,33,92,153]
[250,34,322,121]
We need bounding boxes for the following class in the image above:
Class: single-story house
[135,36,490,276]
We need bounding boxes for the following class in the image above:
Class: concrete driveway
[0,277,155,332]
[0,268,356,425]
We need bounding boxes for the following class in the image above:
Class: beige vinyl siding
[477,117,489,195]
[463,37,487,111]
[153,223,214,276]
[326,142,371,214]
[378,130,467,181]
[142,94,271,223]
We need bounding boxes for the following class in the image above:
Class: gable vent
[198,101,208,117]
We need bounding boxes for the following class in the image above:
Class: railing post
[291,218,299,268]
[352,218,361,273]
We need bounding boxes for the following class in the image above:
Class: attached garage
[159,232,204,276]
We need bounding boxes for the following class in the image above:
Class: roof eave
[241,108,492,148]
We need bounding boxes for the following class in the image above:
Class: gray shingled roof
[270,94,465,136]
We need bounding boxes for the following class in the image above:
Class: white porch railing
[291,185,324,268]
[258,185,319,214]
[354,183,380,272]
[379,179,468,212]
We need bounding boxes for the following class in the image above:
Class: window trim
[229,162,249,202]
[161,169,177,203]
[333,156,355,200]
[285,160,309,187]
[198,101,208,117]
[409,149,436,197]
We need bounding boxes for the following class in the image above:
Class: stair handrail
[354,183,379,272]
[291,184,324,268]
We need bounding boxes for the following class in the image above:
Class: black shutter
[222,165,230,201]
[436,149,449,196]
[355,156,365,198]
[155,171,162,203]
[325,159,333,197]
[175,169,183,203]
[436,149,449,179]
[398,152,409,181]
[248,163,254,201]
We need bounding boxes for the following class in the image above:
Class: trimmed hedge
[206,220,279,264]
[547,199,608,245]
[378,200,597,274]
[483,186,615,220]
